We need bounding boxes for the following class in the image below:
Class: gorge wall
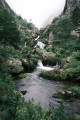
[63,0,80,14]
[0,0,14,13]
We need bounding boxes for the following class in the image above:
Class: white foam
[37,60,54,71]
[34,41,45,49]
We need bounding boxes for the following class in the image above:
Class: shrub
[72,6,80,26]
[68,86,80,97]
[43,56,61,66]
[0,8,20,47]
[40,69,67,81]
[72,52,80,60]
[69,66,80,78]
[53,15,74,38]
[51,105,68,120]
[31,58,38,65]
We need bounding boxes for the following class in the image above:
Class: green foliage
[27,53,32,58]
[0,73,14,102]
[69,114,78,120]
[43,56,61,66]
[72,51,80,60]
[17,73,26,79]
[72,6,80,26]
[53,15,74,38]
[0,8,20,47]
[15,99,48,120]
[51,105,67,120]
[31,58,38,65]
[69,66,80,78]
[16,15,34,30]
[68,86,80,97]
[40,69,67,81]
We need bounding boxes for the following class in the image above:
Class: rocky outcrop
[0,0,14,14]
[63,0,80,14]
[12,66,24,75]
[71,26,80,37]
[22,59,36,71]
[48,32,54,45]
[7,58,22,66]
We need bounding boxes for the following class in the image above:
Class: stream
[15,61,80,114]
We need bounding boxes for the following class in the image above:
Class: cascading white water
[37,60,54,71]
[35,35,40,41]
[37,60,43,67]
[34,41,45,49]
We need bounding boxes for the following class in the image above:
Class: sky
[5,0,66,29]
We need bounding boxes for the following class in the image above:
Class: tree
[0,7,20,47]
[72,6,80,26]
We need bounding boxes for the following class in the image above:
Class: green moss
[42,56,61,66]
[17,73,26,79]
[21,90,27,95]
[12,65,24,75]
[52,93,64,99]
[40,69,67,81]
[22,59,36,71]
[68,86,80,97]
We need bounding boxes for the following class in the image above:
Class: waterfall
[25,42,27,48]
[35,35,40,41]
[37,60,43,67]
[34,41,45,49]
[37,60,60,71]
[37,60,54,71]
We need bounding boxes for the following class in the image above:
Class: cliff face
[63,0,80,14]
[0,0,14,13]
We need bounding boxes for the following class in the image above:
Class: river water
[15,61,76,109]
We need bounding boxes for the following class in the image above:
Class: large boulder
[17,73,26,79]
[12,65,24,75]
[22,59,36,71]
[40,69,67,81]
[34,41,45,49]
[48,32,54,45]
[42,51,55,61]
[7,58,22,66]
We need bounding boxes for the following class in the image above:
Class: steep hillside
[0,0,13,12]
[40,0,80,82]
[0,0,39,46]
[63,0,80,14]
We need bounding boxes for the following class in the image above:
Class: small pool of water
[15,68,75,109]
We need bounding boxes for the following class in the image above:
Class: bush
[72,6,80,26]
[15,99,51,120]
[31,58,38,65]
[51,105,68,120]
[68,86,80,97]
[72,52,80,60]
[40,69,67,81]
[53,15,74,38]
[0,73,14,102]
[43,56,61,66]
[0,8,20,47]
[69,66,80,78]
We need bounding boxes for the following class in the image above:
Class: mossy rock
[40,69,67,81]
[68,86,80,97]
[35,48,44,55]
[52,89,80,101]
[14,90,23,98]
[21,90,27,95]
[12,65,24,75]
[17,73,26,79]
[22,59,36,71]
[52,93,64,99]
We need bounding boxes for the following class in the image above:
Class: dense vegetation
[40,6,80,82]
